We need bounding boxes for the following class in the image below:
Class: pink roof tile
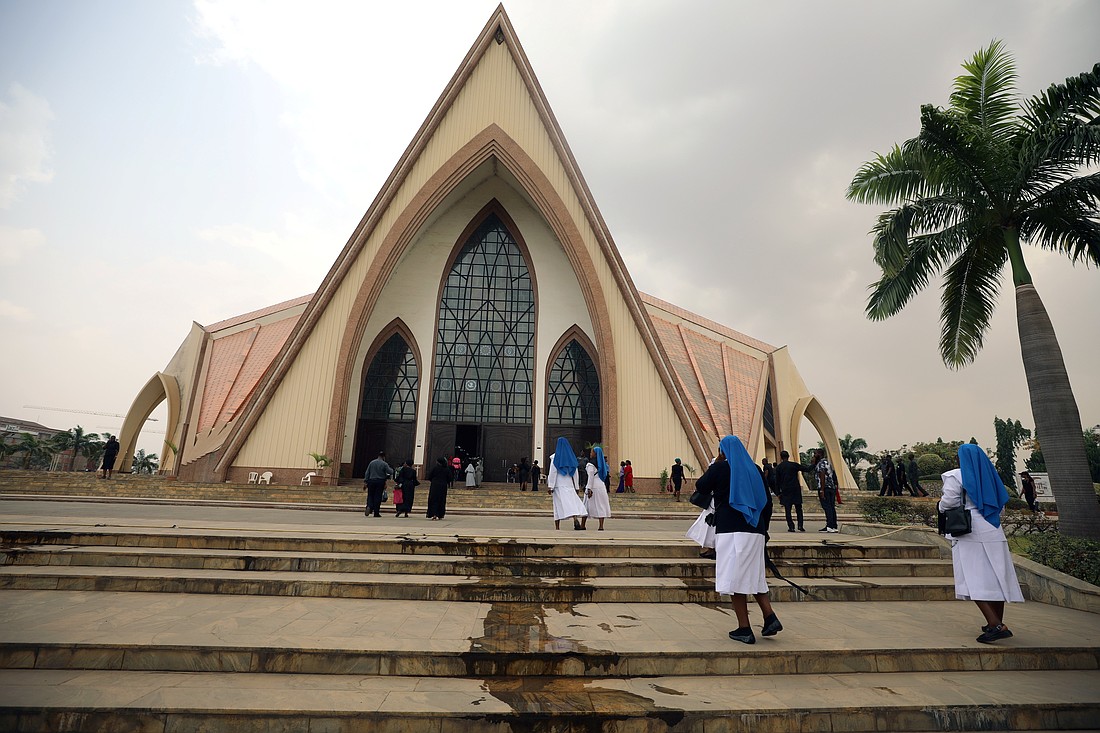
[639,292,776,354]
[205,294,314,333]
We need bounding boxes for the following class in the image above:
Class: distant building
[118,8,854,489]
[1,417,63,469]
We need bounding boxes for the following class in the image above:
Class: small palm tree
[131,449,159,475]
[839,434,874,477]
[53,426,101,472]
[847,43,1100,538]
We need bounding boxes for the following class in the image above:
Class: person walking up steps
[363,451,393,518]
[694,435,781,644]
[624,460,635,493]
[547,437,588,530]
[581,446,612,531]
[671,458,684,501]
[938,444,1024,643]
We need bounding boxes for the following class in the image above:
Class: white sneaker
[826,527,840,533]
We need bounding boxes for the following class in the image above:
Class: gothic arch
[118,372,180,474]
[320,125,620,470]
[789,395,856,489]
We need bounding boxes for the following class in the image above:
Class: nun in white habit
[938,443,1024,643]
[694,435,780,645]
[581,446,612,531]
[546,436,589,530]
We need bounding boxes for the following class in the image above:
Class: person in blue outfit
[938,444,1024,643]
[694,435,781,644]
[546,436,588,530]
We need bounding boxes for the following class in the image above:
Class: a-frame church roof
[203,5,743,473]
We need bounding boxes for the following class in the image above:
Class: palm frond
[870,197,964,272]
[866,223,968,320]
[919,105,1003,206]
[1020,175,1100,265]
[950,39,1020,137]
[938,237,1007,367]
[1016,124,1100,199]
[1021,62,1100,130]
[847,143,938,205]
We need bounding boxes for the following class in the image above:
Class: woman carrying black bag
[938,444,1024,643]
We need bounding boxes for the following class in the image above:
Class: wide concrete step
[3,544,954,579]
[2,591,1096,678]
[0,563,965,603]
[0,527,942,560]
[2,668,1097,732]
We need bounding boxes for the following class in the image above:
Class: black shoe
[787,526,796,532]
[797,527,806,532]
[374,513,382,518]
[762,614,783,637]
[818,527,830,532]
[729,627,756,644]
[976,625,1013,644]
[699,549,717,560]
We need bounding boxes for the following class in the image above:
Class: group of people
[878,453,931,497]
[506,459,541,491]
[688,436,1022,645]
[363,436,1024,646]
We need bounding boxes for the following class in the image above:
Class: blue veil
[720,435,768,528]
[553,436,578,477]
[959,443,1009,528]
[593,446,610,484]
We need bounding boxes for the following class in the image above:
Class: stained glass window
[361,333,418,420]
[546,339,600,426]
[431,214,534,423]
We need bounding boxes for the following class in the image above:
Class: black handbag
[940,488,972,536]
[689,488,711,509]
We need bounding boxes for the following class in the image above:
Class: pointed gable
[217,6,710,476]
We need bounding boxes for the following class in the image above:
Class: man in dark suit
[773,450,812,532]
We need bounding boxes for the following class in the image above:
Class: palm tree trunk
[1016,284,1100,539]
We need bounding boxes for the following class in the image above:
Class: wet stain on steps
[465,602,689,730]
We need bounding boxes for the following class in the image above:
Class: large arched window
[361,333,418,420]
[431,213,534,423]
[547,339,600,426]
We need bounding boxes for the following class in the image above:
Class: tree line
[0,426,158,474]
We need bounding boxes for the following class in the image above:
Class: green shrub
[917,453,945,476]
[865,470,881,493]
[857,496,939,528]
[1025,533,1100,586]
[1006,498,1029,510]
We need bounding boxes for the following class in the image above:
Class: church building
[118,7,853,489]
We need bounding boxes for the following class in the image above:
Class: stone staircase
[0,493,1098,730]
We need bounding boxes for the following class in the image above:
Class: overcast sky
[1,0,1097,460]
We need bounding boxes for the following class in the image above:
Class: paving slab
[1,668,1098,732]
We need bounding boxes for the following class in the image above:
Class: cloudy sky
[1,0,1097,459]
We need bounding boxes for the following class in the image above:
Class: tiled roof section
[205,294,314,333]
[639,292,776,354]
[649,315,709,434]
[196,311,303,433]
[648,312,768,444]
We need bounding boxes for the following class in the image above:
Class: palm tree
[53,425,101,472]
[838,434,874,477]
[131,449,159,475]
[15,433,54,470]
[847,42,1100,538]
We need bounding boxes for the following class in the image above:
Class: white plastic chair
[301,471,317,486]
[247,472,259,484]
[257,471,273,485]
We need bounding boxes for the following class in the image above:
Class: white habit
[714,532,767,595]
[465,463,476,488]
[583,462,611,519]
[546,454,588,521]
[938,469,1024,603]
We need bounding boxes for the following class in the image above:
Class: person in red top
[624,460,635,493]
